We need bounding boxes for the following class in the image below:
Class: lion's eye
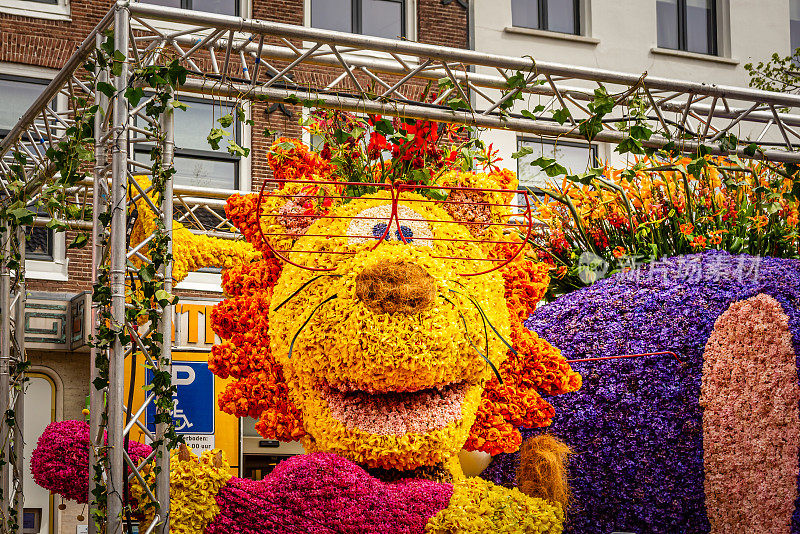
[372,222,389,239]
[395,225,414,242]
[348,204,433,247]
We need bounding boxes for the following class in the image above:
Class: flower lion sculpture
[32,134,581,533]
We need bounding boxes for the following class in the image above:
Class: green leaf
[124,87,145,106]
[447,98,470,111]
[207,128,229,150]
[615,136,645,155]
[506,71,527,89]
[171,100,188,111]
[68,234,89,249]
[46,219,69,232]
[530,156,567,177]
[227,141,250,158]
[743,142,760,157]
[139,264,156,282]
[579,116,603,141]
[154,289,176,306]
[521,106,545,120]
[218,114,234,128]
[96,82,115,98]
[588,86,615,115]
[511,147,534,159]
[9,207,35,225]
[630,124,653,140]
[552,108,571,125]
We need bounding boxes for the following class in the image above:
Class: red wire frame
[255,177,535,276]
[565,351,682,364]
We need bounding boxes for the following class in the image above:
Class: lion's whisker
[272,274,342,312]
[288,293,338,359]
[448,287,518,358]
[439,294,503,384]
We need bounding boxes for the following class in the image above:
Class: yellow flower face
[268,192,512,470]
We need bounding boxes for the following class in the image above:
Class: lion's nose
[355,261,436,315]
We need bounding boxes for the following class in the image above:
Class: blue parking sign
[146,361,215,435]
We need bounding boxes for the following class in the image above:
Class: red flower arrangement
[30,420,151,503]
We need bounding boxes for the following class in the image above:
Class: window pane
[547,0,576,34]
[175,100,237,151]
[511,0,540,29]
[362,0,404,39]
[0,78,46,132]
[517,139,593,190]
[173,155,237,190]
[25,226,52,261]
[792,0,800,53]
[686,0,713,54]
[312,0,353,32]
[656,0,679,50]
[191,0,237,16]
[140,0,181,8]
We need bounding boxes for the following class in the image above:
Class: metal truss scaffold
[1,1,800,532]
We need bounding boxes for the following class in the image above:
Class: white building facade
[470,0,798,189]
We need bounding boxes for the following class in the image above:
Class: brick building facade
[0,1,468,532]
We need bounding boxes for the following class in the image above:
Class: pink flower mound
[206,452,453,534]
[30,420,152,504]
[700,294,800,534]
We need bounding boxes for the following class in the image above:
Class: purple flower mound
[207,452,454,534]
[481,251,800,534]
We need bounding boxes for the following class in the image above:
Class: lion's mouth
[319,381,470,436]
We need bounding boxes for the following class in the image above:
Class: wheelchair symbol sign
[145,361,214,435]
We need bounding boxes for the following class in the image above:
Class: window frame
[658,0,718,56]
[132,94,244,192]
[141,0,240,17]
[511,0,581,35]
[0,0,69,21]
[791,0,800,54]
[167,95,251,293]
[0,74,51,137]
[311,0,408,39]
[0,71,67,272]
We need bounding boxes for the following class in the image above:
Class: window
[516,137,597,204]
[311,0,406,39]
[0,0,69,21]
[140,0,239,16]
[134,98,242,191]
[0,75,58,263]
[657,0,717,55]
[792,0,800,54]
[511,0,580,35]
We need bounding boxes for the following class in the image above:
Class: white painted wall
[471,0,793,176]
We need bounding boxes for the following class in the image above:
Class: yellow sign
[125,350,239,475]
[172,299,220,349]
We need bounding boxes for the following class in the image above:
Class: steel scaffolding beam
[0,1,800,532]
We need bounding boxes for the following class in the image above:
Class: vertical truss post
[89,31,109,534]
[0,223,9,532]
[107,3,130,533]
[11,225,25,533]
[155,90,174,534]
